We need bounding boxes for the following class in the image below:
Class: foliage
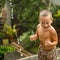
[0,45,15,58]
[54,9,60,17]
[51,6,60,30]
[0,45,15,53]
[0,0,5,13]
[3,24,17,36]
[13,0,51,33]
[12,0,60,53]
[29,46,39,54]
[20,31,34,49]
[13,0,60,33]
[13,0,60,52]
[0,32,5,38]
[20,31,40,51]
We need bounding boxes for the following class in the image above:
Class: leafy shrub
[20,31,40,51]
[0,46,15,57]
[0,32,5,38]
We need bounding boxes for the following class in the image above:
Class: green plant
[3,24,15,36]
[0,32,5,38]
[0,45,15,60]
[20,31,40,53]
[49,5,60,30]
[0,46,15,53]
[53,9,60,29]
[3,24,17,36]
[20,31,33,48]
[13,0,52,34]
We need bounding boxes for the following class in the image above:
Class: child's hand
[30,35,35,41]
[45,38,51,47]
[30,34,37,41]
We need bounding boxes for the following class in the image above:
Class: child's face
[40,16,52,28]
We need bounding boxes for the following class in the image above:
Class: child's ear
[52,18,53,21]
[51,18,53,23]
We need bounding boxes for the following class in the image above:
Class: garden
[13,0,60,52]
[0,0,60,60]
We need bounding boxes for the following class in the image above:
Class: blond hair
[39,10,52,18]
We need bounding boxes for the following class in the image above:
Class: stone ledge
[17,54,38,60]
[17,54,60,60]
[17,48,60,60]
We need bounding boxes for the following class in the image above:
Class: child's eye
[41,22,44,24]
[46,22,49,24]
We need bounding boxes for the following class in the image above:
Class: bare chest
[38,27,51,41]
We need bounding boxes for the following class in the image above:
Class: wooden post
[5,0,11,26]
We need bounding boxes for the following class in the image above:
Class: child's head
[39,10,53,28]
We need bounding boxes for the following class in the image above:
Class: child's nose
[44,24,48,27]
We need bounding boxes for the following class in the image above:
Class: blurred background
[0,0,60,60]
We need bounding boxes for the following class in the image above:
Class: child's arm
[50,29,58,46]
[30,34,38,41]
[48,27,58,46]
[45,28,58,47]
[30,24,40,41]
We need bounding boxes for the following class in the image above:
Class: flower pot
[2,39,9,45]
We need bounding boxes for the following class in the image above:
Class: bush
[0,46,15,59]
[13,0,50,34]
[19,31,40,53]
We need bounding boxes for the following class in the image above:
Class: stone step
[17,48,60,60]
[17,54,60,60]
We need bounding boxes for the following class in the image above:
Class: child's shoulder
[48,26,57,35]
[37,24,41,28]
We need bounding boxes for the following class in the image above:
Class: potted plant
[3,24,17,42]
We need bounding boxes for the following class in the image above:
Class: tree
[13,0,54,34]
